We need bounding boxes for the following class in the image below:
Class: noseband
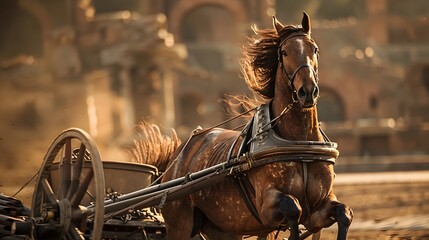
[277,32,319,101]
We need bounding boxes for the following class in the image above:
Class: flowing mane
[241,25,305,99]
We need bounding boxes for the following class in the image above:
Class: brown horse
[133,12,353,240]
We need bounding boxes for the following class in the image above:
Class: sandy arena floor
[1,167,428,239]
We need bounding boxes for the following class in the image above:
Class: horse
[132,12,353,240]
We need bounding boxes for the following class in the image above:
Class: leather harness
[229,102,338,225]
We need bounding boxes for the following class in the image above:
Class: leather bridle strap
[277,32,319,99]
[284,63,319,88]
[278,33,310,52]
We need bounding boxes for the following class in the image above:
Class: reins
[191,106,257,136]
[150,106,257,186]
[246,101,296,145]
[157,32,323,185]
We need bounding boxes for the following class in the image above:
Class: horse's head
[274,12,319,108]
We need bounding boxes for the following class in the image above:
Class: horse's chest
[254,163,333,203]
[306,164,334,202]
[255,163,305,196]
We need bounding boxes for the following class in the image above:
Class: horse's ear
[272,16,284,35]
[302,11,311,34]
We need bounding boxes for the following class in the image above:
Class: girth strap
[228,120,264,225]
[232,173,263,225]
[302,162,311,216]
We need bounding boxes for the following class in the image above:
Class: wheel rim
[31,128,105,240]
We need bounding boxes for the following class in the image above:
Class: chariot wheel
[31,128,105,240]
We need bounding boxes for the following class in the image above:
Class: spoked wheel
[31,128,105,240]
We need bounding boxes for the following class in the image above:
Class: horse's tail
[130,122,181,172]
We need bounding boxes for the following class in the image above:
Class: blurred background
[0,0,428,238]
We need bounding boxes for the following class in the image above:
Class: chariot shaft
[101,161,227,205]
[102,169,230,218]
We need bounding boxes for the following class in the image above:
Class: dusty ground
[272,181,429,239]
[319,181,429,239]
[1,168,429,239]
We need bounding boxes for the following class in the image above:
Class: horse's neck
[272,74,322,142]
[276,103,323,141]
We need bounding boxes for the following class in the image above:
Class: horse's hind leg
[200,218,242,240]
[259,187,302,240]
[311,231,321,240]
[163,199,195,240]
[307,194,353,240]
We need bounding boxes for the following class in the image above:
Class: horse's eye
[314,47,319,55]
[281,50,288,57]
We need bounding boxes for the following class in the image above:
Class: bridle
[277,32,320,102]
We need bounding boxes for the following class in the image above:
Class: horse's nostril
[298,87,307,99]
[313,86,319,98]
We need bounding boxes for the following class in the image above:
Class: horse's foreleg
[259,187,302,240]
[334,202,353,240]
[307,195,353,240]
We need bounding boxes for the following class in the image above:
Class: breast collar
[224,102,339,225]
[244,102,339,164]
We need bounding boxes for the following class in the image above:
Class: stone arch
[180,5,237,44]
[170,0,247,42]
[0,0,46,60]
[17,0,53,56]
[317,86,346,122]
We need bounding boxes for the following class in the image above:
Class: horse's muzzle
[297,85,319,108]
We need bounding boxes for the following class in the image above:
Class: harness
[229,102,338,225]
[278,32,320,101]
[226,31,335,225]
